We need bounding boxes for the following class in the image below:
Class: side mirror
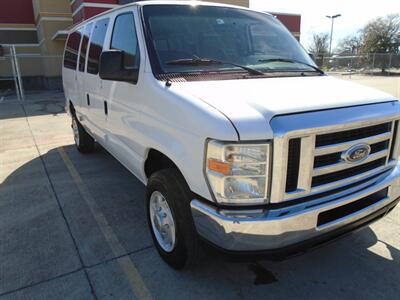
[99,50,138,83]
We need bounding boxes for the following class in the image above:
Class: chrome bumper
[191,163,400,252]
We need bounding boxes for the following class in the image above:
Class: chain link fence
[0,45,63,102]
[317,53,400,74]
[0,47,19,102]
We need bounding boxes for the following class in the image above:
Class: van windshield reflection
[142,5,317,75]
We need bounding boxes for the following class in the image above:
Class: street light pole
[326,14,341,56]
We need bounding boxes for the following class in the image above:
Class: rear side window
[111,13,140,68]
[87,18,109,75]
[64,30,82,70]
[79,23,93,72]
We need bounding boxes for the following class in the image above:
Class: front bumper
[191,163,400,252]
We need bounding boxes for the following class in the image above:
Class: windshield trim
[154,69,322,83]
[140,5,161,75]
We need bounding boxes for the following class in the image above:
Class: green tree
[308,32,329,65]
[360,14,400,54]
[337,14,399,72]
[336,33,363,54]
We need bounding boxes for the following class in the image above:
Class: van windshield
[142,5,316,76]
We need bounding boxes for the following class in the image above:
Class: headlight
[205,140,271,205]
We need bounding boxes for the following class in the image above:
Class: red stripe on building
[273,13,301,33]
[0,0,35,24]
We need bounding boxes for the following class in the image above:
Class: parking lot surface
[1,91,400,300]
[332,74,400,98]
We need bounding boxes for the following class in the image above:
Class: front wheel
[146,169,200,269]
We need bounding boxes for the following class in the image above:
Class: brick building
[0,0,301,89]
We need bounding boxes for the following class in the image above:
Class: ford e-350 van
[63,1,400,269]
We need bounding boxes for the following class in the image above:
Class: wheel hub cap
[149,191,176,252]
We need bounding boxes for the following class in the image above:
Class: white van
[63,1,400,269]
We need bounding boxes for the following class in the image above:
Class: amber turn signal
[207,158,231,175]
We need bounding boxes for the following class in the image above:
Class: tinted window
[111,13,139,68]
[79,23,93,72]
[87,18,109,74]
[64,30,82,70]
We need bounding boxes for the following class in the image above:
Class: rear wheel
[72,115,95,153]
[146,169,200,269]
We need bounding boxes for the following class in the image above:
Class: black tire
[71,115,95,153]
[146,168,200,269]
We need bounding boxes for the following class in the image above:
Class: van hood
[171,75,396,140]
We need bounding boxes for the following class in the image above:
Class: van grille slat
[315,123,392,147]
[389,121,398,158]
[312,158,386,187]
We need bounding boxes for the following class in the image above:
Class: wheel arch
[68,100,76,116]
[144,149,183,180]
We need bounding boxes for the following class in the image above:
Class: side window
[64,30,82,70]
[87,18,109,75]
[79,23,93,72]
[111,13,140,68]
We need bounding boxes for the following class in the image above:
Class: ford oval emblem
[342,143,371,164]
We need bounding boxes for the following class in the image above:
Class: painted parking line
[57,147,153,300]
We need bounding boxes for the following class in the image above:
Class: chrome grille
[311,122,392,185]
[269,102,400,204]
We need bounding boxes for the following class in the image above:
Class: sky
[250,0,399,50]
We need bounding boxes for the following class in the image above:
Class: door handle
[86,94,90,106]
[104,101,108,115]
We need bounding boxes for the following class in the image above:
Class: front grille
[270,103,400,204]
[308,122,393,191]
[271,113,398,204]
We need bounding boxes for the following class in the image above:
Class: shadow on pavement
[0,91,65,120]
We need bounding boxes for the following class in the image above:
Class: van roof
[70,1,270,32]
[135,1,245,8]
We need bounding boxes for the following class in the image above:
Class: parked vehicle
[62,1,400,269]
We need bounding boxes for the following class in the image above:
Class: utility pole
[326,14,341,56]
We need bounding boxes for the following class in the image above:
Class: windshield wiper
[166,57,265,76]
[258,58,325,75]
